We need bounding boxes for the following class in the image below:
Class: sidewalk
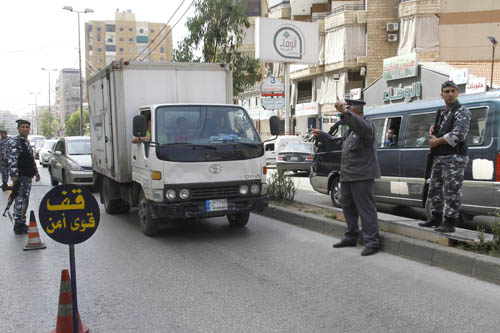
[257,175,500,286]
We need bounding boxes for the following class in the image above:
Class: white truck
[88,61,279,236]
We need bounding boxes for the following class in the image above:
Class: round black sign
[39,185,100,244]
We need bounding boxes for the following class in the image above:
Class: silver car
[49,136,94,186]
[39,139,57,167]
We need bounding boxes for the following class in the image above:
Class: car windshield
[282,143,314,153]
[67,140,91,155]
[43,140,56,149]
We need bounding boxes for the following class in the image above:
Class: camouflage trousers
[428,155,468,219]
[13,176,32,225]
[0,161,8,184]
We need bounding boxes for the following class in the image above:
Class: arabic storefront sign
[383,53,419,81]
[383,82,422,103]
[466,77,487,94]
[295,102,319,117]
[39,185,100,244]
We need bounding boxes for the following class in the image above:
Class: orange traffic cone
[52,269,89,333]
[23,211,47,251]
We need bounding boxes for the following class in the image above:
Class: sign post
[39,185,100,333]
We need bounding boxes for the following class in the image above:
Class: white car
[39,139,57,167]
[49,136,94,186]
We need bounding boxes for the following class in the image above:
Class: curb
[256,204,500,286]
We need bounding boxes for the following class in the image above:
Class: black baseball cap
[441,80,458,90]
[16,119,31,127]
[345,98,366,106]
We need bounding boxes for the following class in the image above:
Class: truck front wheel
[138,191,159,236]
[227,212,250,227]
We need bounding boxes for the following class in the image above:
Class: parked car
[28,135,45,159]
[39,139,57,167]
[276,142,315,174]
[49,136,94,186]
[310,90,500,221]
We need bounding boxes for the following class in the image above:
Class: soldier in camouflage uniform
[418,81,471,233]
[8,120,40,234]
[0,129,9,190]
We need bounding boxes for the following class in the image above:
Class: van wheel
[330,178,342,208]
[49,167,58,186]
[101,178,123,214]
[227,212,250,227]
[138,191,159,236]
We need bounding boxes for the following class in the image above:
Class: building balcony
[399,0,440,18]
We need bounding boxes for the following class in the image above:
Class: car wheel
[49,167,58,186]
[227,212,250,227]
[330,177,342,208]
[138,191,159,236]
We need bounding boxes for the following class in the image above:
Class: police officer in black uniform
[8,119,40,234]
[312,98,381,256]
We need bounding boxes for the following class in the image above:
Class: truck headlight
[250,184,260,195]
[179,188,190,200]
[165,189,176,200]
[239,185,249,195]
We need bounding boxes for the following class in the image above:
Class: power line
[140,0,196,61]
[133,0,189,61]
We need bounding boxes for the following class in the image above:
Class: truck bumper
[149,195,269,219]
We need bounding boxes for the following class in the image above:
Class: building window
[119,37,124,42]
[119,27,124,32]
[96,34,101,42]
[106,45,116,52]
[106,24,115,32]
[119,47,124,52]
[160,47,165,53]
[136,36,148,43]
[97,48,102,52]
[151,29,155,33]
[139,28,144,33]
[87,24,92,32]
[98,58,103,63]
[97,27,101,32]
[89,45,93,51]
[129,37,134,43]
[129,27,133,32]
[107,37,113,43]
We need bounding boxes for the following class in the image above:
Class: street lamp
[63,6,94,136]
[488,36,497,90]
[29,92,40,134]
[41,68,57,138]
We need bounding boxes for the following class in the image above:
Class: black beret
[345,98,366,106]
[16,119,31,126]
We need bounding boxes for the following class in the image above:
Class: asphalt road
[1,164,500,332]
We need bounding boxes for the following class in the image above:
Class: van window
[404,112,435,148]
[466,106,488,146]
[265,143,274,151]
[372,118,385,148]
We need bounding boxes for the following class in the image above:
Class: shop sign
[261,77,285,95]
[466,77,487,94]
[350,88,362,100]
[383,82,421,103]
[261,97,285,110]
[383,53,418,81]
[295,102,319,116]
[450,68,469,85]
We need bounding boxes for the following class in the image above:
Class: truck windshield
[155,105,264,162]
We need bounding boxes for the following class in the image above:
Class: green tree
[65,108,89,136]
[173,0,262,96]
[39,109,59,138]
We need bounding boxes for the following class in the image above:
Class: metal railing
[399,0,416,3]
[330,3,365,15]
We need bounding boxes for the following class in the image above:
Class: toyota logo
[208,164,222,174]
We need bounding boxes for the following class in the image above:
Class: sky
[0,0,196,117]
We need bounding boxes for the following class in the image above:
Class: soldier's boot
[418,212,442,228]
[1,182,7,191]
[13,223,28,234]
[434,217,456,233]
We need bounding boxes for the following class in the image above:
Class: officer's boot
[434,216,456,233]
[418,212,442,228]
[1,182,7,191]
[13,222,28,234]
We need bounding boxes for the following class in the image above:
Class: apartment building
[84,9,173,82]
[238,0,500,136]
[56,68,81,131]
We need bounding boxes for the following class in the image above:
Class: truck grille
[191,186,240,199]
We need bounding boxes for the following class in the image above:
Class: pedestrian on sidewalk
[7,120,40,234]
[311,98,381,256]
[0,129,10,190]
[418,81,471,233]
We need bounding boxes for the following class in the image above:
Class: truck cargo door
[103,71,115,176]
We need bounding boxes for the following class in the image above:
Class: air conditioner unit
[386,22,399,32]
[388,34,398,42]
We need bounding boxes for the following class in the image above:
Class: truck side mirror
[133,115,147,137]
[269,116,280,136]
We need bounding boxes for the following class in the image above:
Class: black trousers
[340,180,380,248]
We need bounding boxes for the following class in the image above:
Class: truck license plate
[206,199,228,212]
